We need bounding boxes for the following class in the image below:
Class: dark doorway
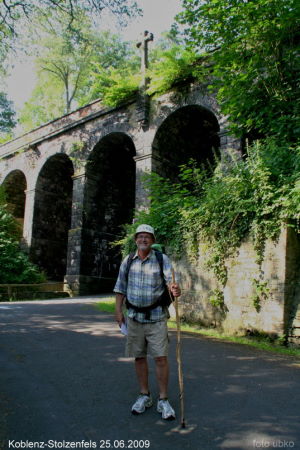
[2,170,27,238]
[81,132,136,292]
[152,105,220,180]
[31,154,74,280]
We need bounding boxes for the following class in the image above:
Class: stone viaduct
[0,83,237,293]
[1,82,299,343]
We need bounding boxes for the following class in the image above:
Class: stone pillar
[64,172,86,295]
[22,188,36,250]
[284,227,300,344]
[134,152,152,211]
[218,127,243,171]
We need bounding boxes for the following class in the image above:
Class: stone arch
[31,153,74,280]
[2,170,27,236]
[152,104,220,180]
[81,132,136,292]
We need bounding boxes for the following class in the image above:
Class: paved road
[0,298,299,450]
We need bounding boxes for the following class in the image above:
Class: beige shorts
[125,318,169,358]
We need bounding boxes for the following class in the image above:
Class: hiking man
[114,224,181,420]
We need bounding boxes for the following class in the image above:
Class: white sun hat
[135,224,155,239]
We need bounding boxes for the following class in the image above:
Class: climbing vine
[116,138,300,310]
[251,279,270,313]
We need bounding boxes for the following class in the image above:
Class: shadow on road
[0,300,299,450]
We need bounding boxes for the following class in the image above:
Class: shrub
[0,192,46,284]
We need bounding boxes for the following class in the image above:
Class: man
[114,224,181,420]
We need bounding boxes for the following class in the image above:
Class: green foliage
[0,91,16,136]
[208,289,225,309]
[102,72,140,107]
[147,45,199,96]
[19,71,65,131]
[18,8,139,129]
[16,3,140,130]
[114,170,195,258]
[93,41,200,107]
[176,0,300,141]
[251,279,270,312]
[116,139,300,307]
[0,0,140,61]
[0,132,14,144]
[94,300,115,314]
[0,188,45,284]
[89,67,140,108]
[78,36,140,107]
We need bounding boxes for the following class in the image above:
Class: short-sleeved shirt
[113,250,173,323]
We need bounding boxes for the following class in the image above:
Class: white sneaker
[131,394,153,415]
[157,398,175,420]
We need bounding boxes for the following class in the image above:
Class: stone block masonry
[0,82,298,343]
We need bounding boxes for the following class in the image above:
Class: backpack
[124,250,174,320]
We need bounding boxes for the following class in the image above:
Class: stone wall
[174,228,299,339]
[2,81,298,341]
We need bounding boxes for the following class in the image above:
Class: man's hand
[115,310,125,326]
[115,293,125,326]
[170,283,181,298]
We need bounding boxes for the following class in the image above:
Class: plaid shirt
[114,250,173,323]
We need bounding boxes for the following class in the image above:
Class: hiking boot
[157,398,176,420]
[131,393,153,415]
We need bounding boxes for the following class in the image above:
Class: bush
[0,195,46,284]
[115,138,300,297]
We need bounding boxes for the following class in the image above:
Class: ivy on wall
[115,138,300,310]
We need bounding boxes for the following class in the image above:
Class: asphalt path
[0,298,299,450]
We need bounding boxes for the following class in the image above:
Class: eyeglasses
[136,234,153,240]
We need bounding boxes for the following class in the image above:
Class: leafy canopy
[0,91,16,133]
[0,0,140,44]
[176,0,300,141]
[18,8,138,130]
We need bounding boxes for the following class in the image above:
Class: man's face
[135,232,154,252]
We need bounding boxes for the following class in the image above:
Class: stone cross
[136,31,153,128]
[137,30,154,76]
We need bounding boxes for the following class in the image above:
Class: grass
[94,300,116,313]
[168,320,300,358]
[94,300,300,359]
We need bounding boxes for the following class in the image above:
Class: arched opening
[31,154,74,280]
[152,105,220,180]
[2,170,27,238]
[82,132,136,292]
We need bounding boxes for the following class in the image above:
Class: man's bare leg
[135,357,149,394]
[155,356,169,398]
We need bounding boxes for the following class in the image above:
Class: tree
[0,0,140,66]
[34,10,102,114]
[176,0,300,142]
[18,72,65,132]
[81,37,139,107]
[0,91,16,142]
[0,0,140,38]
[18,8,138,130]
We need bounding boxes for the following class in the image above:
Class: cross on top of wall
[136,30,154,73]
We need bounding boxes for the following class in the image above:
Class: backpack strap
[125,252,135,283]
[154,249,164,280]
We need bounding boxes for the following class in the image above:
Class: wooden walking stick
[172,268,186,429]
